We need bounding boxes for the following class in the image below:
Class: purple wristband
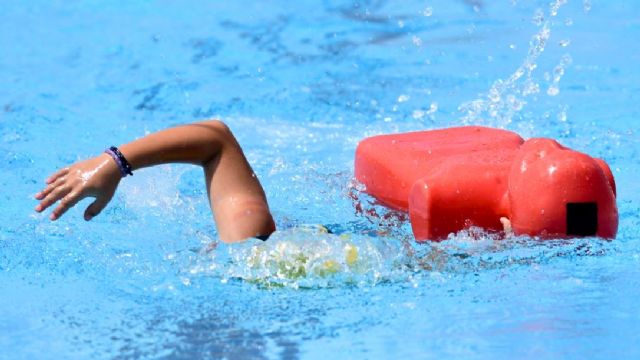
[105,147,133,177]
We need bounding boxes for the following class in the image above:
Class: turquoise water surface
[1,0,639,358]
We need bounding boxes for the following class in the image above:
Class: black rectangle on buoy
[566,202,598,236]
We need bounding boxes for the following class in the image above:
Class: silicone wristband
[105,146,133,177]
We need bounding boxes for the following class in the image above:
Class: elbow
[203,119,233,141]
[198,119,235,164]
[204,118,230,130]
[217,207,276,244]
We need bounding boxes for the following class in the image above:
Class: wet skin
[35,120,276,243]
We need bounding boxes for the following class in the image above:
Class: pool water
[1,0,639,358]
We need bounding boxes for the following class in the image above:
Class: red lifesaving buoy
[354,126,618,241]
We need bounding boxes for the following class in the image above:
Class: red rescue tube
[354,126,618,241]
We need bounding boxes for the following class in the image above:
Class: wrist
[99,153,124,179]
[104,146,134,177]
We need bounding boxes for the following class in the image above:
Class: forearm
[118,120,228,170]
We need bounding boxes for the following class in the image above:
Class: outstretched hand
[34,154,122,221]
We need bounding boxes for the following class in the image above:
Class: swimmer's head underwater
[35,120,618,243]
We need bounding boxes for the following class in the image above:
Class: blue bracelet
[105,146,134,177]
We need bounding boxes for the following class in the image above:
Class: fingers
[46,167,70,185]
[35,176,65,200]
[84,194,113,221]
[36,158,120,222]
[35,184,72,214]
[50,191,83,221]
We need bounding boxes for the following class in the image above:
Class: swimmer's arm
[34,120,275,243]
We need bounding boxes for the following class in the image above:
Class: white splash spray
[547,54,573,96]
[458,0,574,128]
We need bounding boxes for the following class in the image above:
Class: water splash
[181,223,617,290]
[550,0,568,17]
[188,226,411,289]
[546,54,573,96]
[458,0,573,128]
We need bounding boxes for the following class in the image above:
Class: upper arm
[200,120,276,242]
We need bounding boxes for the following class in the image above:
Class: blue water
[1,0,639,358]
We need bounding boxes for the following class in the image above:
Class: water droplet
[532,9,545,25]
[457,3,566,128]
[488,88,501,103]
[397,94,410,103]
[426,102,438,115]
[550,0,567,17]
[559,39,571,47]
[557,107,568,122]
[422,7,433,17]
[412,36,423,47]
[522,80,540,96]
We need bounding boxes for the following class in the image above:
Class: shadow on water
[129,312,283,359]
